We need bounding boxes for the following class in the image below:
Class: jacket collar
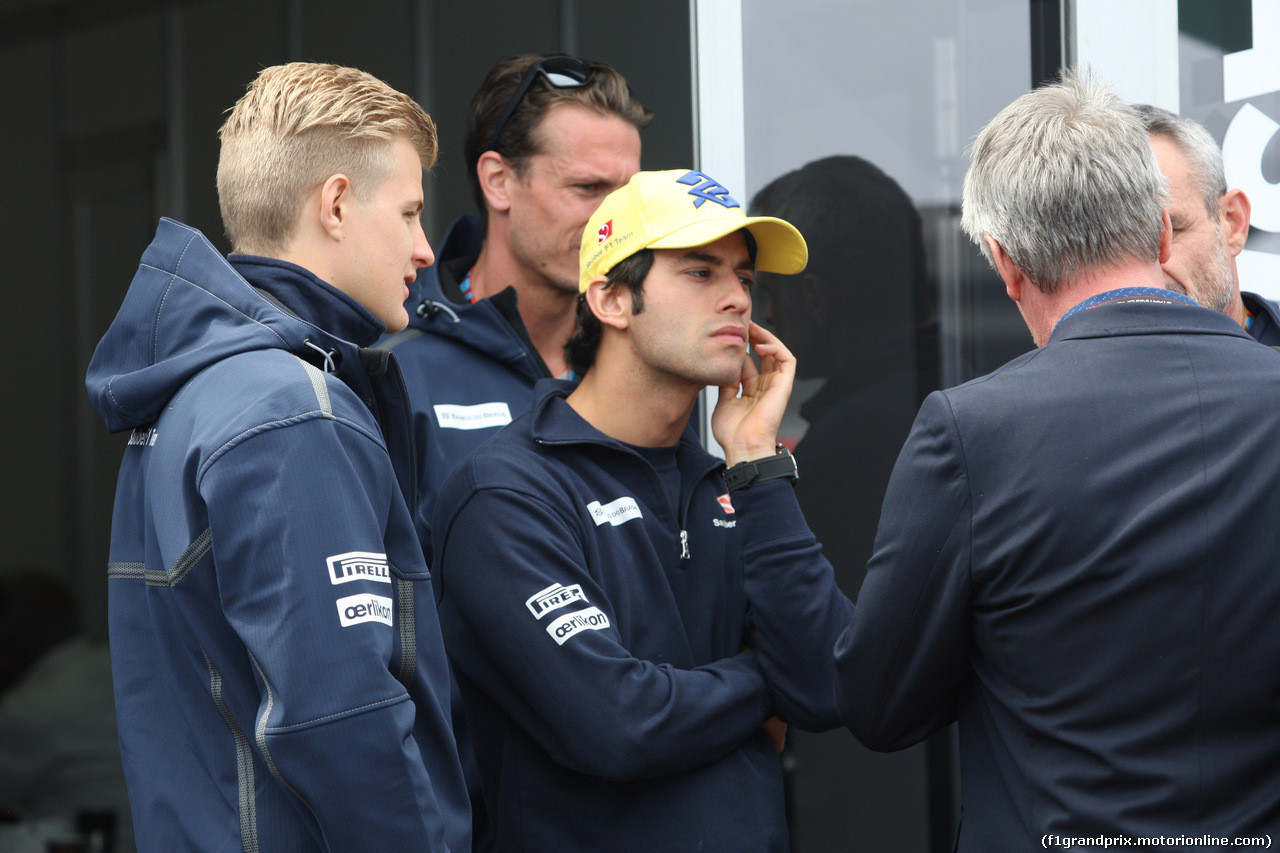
[407,215,486,322]
[229,254,386,349]
[231,253,419,512]
[528,379,711,461]
[398,215,547,376]
[1049,289,1252,345]
[1242,290,1280,345]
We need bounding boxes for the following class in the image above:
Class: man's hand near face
[712,322,797,465]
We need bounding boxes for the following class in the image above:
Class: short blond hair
[217,62,438,256]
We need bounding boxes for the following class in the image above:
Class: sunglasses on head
[489,56,597,151]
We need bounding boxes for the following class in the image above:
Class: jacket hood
[391,215,541,372]
[86,218,382,433]
[405,214,483,322]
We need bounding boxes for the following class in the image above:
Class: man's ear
[584,276,630,331]
[476,151,514,214]
[1157,209,1173,265]
[1220,188,1251,256]
[985,235,1024,303]
[319,173,353,241]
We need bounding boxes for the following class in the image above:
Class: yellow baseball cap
[579,169,808,292]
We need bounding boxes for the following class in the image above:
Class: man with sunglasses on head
[382,55,649,553]
[380,53,649,852]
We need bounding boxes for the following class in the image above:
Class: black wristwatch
[722,445,799,492]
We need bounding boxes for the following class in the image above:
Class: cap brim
[647,215,808,274]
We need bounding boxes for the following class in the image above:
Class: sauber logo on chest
[716,493,735,514]
[547,607,610,645]
[587,496,643,527]
[327,551,391,585]
[526,582,587,619]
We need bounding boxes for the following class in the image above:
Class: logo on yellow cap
[676,171,741,209]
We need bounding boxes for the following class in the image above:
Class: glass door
[693,1,1038,849]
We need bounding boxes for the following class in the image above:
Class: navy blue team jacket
[433,380,852,852]
[379,215,551,557]
[86,219,470,852]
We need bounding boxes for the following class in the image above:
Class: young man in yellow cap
[431,169,853,852]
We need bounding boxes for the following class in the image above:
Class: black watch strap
[723,445,798,492]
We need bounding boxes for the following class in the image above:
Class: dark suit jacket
[835,294,1280,850]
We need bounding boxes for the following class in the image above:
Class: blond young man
[86,63,469,852]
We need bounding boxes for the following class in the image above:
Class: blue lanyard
[459,267,478,304]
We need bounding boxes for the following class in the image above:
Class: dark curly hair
[565,249,653,377]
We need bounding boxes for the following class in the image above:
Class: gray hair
[961,68,1168,293]
[1133,103,1227,219]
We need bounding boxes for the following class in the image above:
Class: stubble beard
[506,214,579,297]
[643,333,747,391]
[696,336,750,388]
[1187,235,1237,314]
[527,248,580,298]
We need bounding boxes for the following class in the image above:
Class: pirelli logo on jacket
[327,552,393,630]
[527,582,587,619]
[327,551,391,585]
[526,582,610,644]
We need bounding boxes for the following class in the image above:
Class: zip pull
[679,529,690,560]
